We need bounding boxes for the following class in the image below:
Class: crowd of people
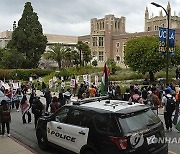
[0,77,180,137]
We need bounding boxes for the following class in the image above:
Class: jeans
[22,111,31,123]
[2,122,10,135]
[164,111,173,130]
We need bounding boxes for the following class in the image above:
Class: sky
[0,0,180,36]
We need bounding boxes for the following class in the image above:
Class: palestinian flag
[100,63,109,95]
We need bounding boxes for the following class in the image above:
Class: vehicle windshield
[118,109,161,134]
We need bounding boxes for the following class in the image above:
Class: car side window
[53,107,70,123]
[67,109,85,127]
[94,114,120,134]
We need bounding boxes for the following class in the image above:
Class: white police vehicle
[36,97,168,154]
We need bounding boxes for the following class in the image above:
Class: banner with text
[159,27,175,52]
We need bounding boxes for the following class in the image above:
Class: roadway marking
[169,151,177,154]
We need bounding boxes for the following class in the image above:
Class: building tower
[90,15,126,66]
[144,7,149,31]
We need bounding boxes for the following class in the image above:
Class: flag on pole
[100,63,109,95]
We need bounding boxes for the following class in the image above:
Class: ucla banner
[159,27,175,52]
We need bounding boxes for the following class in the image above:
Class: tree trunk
[149,71,155,82]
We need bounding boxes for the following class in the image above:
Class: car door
[47,106,70,146]
[61,109,89,154]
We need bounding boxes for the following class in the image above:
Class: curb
[10,136,38,154]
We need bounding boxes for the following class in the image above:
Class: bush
[0,69,53,81]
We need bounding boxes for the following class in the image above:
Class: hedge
[0,69,53,81]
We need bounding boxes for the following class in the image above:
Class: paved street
[9,90,180,154]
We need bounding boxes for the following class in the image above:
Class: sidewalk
[0,136,35,154]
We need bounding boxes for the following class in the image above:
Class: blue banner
[159,27,175,52]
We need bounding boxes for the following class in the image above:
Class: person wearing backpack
[1,104,11,137]
[32,97,44,128]
[162,88,176,132]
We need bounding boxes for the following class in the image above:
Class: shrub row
[0,69,53,81]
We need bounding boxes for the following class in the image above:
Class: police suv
[36,97,168,154]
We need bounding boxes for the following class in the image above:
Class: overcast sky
[0,0,179,36]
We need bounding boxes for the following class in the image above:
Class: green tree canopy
[44,44,66,70]
[7,2,47,68]
[76,41,92,66]
[107,59,117,75]
[124,36,165,81]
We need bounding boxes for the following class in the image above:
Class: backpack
[2,110,11,122]
[165,96,176,112]
[131,96,141,103]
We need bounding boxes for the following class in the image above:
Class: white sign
[95,75,99,85]
[53,76,57,82]
[13,83,19,89]
[2,83,10,90]
[38,77,43,83]
[83,75,88,82]
[88,75,91,86]
[70,79,76,88]
[29,77,33,82]
[49,79,53,88]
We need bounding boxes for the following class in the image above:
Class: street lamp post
[151,2,170,84]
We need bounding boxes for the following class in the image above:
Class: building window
[102,22,104,29]
[116,56,121,62]
[116,42,120,48]
[99,37,104,47]
[99,51,103,61]
[92,51,96,57]
[92,37,97,46]
[147,27,150,31]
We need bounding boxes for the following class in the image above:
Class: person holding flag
[100,63,110,95]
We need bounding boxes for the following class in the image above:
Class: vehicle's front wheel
[36,130,48,150]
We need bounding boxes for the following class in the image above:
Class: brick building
[79,2,180,67]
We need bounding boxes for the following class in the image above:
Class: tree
[170,45,180,67]
[92,59,98,67]
[7,2,47,68]
[1,48,24,69]
[44,44,66,70]
[76,41,92,66]
[71,50,80,67]
[124,36,165,82]
[107,59,117,75]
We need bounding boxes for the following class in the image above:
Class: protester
[20,95,31,124]
[162,89,176,132]
[114,85,122,100]
[44,88,52,112]
[89,85,96,97]
[148,87,161,114]
[41,82,46,94]
[50,96,60,113]
[1,104,11,137]
[61,80,66,93]
[78,83,85,99]
[29,90,36,108]
[123,88,131,101]
[59,92,65,106]
[64,88,72,104]
[12,88,23,112]
[32,97,44,128]
[129,89,143,104]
